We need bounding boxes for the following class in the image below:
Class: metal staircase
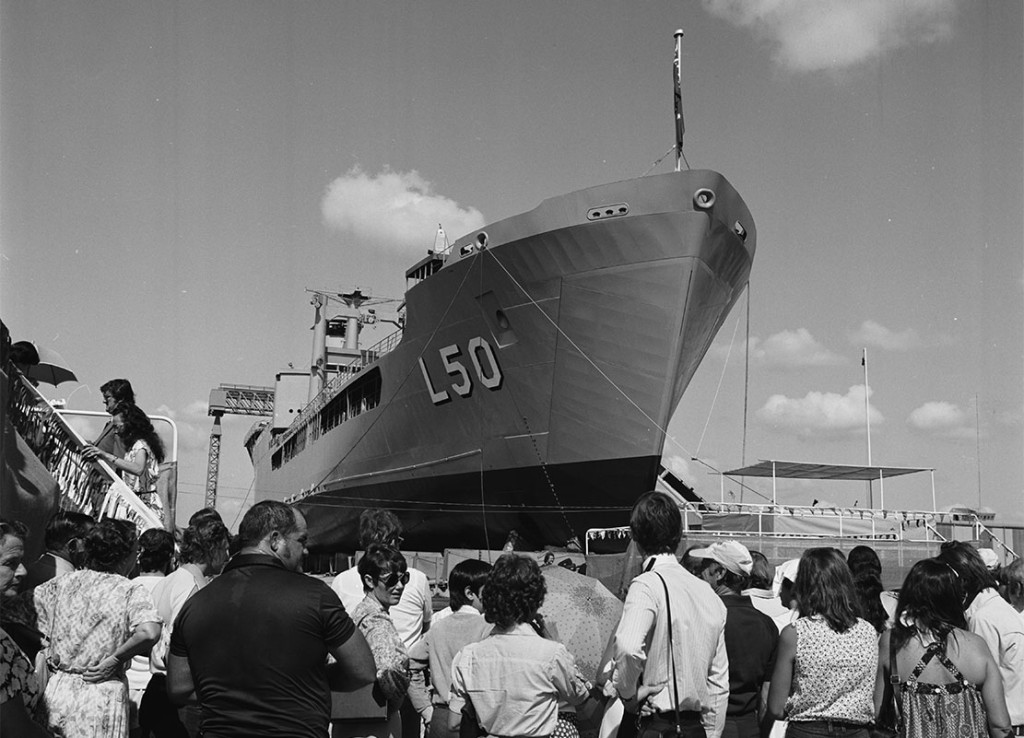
[5,370,163,533]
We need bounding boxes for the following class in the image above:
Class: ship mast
[673,29,685,172]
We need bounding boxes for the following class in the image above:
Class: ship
[247,167,756,552]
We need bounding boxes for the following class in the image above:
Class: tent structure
[722,460,936,510]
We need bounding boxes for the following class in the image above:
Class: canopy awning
[720,460,936,510]
[723,460,931,481]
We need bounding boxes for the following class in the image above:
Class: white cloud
[757,384,882,436]
[663,454,696,487]
[848,320,923,351]
[747,328,846,367]
[907,401,976,439]
[153,400,211,454]
[702,0,959,73]
[321,167,486,255]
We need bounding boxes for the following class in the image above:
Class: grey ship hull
[251,170,756,552]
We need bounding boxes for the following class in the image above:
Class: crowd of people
[1,492,1022,738]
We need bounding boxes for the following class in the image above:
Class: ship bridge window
[277,368,384,468]
[316,368,383,436]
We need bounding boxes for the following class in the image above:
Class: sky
[2,0,1021,530]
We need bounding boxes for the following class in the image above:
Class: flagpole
[863,348,873,508]
[673,30,685,172]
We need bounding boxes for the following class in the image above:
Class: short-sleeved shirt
[449,623,591,738]
[721,594,779,718]
[170,553,356,738]
[785,616,877,725]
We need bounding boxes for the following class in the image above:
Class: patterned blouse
[0,626,40,712]
[33,569,160,675]
[785,616,878,724]
[351,595,410,709]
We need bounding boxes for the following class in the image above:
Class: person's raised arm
[765,624,797,722]
[83,620,161,683]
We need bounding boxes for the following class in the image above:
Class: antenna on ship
[434,223,450,254]
[673,29,686,171]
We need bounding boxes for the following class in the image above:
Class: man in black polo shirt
[691,540,779,738]
[168,501,375,738]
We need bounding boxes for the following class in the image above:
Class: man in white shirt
[612,492,729,738]
[332,509,432,738]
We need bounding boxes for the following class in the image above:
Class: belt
[641,711,702,722]
[1011,726,1024,737]
[792,719,868,730]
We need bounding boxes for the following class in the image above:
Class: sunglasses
[381,571,410,588]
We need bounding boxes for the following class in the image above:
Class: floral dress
[123,439,163,522]
[33,569,159,738]
[0,625,42,714]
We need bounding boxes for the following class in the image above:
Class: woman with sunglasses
[335,544,412,738]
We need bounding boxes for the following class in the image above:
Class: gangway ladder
[206,384,275,508]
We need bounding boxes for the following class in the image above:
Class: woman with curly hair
[334,544,411,738]
[449,554,592,738]
[33,519,161,738]
[766,548,877,737]
[876,558,1010,738]
[85,405,166,523]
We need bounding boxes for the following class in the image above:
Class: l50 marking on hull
[418,337,503,405]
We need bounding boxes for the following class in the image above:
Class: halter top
[898,642,987,738]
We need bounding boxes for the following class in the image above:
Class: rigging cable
[741,281,751,502]
[694,292,743,457]
[484,247,773,505]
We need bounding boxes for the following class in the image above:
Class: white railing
[6,371,163,533]
[584,500,1017,556]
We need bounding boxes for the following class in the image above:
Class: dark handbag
[869,635,902,738]
[459,699,486,738]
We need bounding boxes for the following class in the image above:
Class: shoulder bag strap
[889,633,903,719]
[653,572,682,735]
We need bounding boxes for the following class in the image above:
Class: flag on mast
[673,30,685,168]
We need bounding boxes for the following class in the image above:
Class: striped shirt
[612,554,729,738]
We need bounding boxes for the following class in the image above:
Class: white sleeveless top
[786,615,877,724]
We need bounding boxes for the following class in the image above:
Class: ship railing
[5,371,163,534]
[270,327,403,453]
[584,500,948,555]
[972,519,1020,561]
